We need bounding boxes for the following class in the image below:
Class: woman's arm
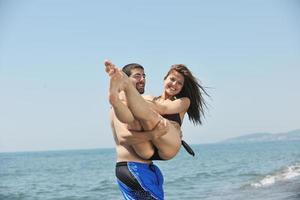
[144,96,190,115]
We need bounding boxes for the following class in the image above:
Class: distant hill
[221,129,300,143]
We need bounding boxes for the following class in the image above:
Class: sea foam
[251,162,300,188]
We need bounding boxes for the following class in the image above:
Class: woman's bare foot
[104,59,118,76]
[104,60,130,105]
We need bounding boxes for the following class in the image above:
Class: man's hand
[151,118,169,140]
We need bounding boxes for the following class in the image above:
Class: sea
[1,141,300,200]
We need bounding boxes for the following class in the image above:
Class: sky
[0,0,299,152]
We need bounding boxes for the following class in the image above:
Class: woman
[105,60,208,160]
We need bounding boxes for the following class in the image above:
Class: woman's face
[164,70,184,97]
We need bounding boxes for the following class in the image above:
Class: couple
[105,60,208,200]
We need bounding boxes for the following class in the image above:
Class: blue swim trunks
[115,161,164,200]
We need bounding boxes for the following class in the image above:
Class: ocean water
[1,141,300,200]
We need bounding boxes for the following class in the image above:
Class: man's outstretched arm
[120,128,167,145]
[112,112,169,145]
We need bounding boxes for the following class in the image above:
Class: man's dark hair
[122,63,144,76]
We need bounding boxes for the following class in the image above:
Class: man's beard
[136,83,145,94]
[137,88,144,94]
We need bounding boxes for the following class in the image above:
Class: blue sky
[0,0,299,152]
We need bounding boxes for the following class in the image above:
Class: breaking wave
[250,162,300,188]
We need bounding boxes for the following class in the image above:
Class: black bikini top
[161,113,182,126]
[153,96,182,126]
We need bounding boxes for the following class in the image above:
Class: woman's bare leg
[151,122,182,160]
[105,62,135,123]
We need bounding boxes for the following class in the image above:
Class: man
[106,62,168,200]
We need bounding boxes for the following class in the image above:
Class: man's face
[128,68,146,94]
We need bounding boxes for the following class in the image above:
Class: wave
[250,162,300,188]
[0,193,28,200]
[89,179,115,192]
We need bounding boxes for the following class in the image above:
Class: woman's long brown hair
[164,64,209,125]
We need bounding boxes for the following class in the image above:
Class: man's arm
[112,110,169,145]
[119,122,169,145]
[119,130,158,145]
